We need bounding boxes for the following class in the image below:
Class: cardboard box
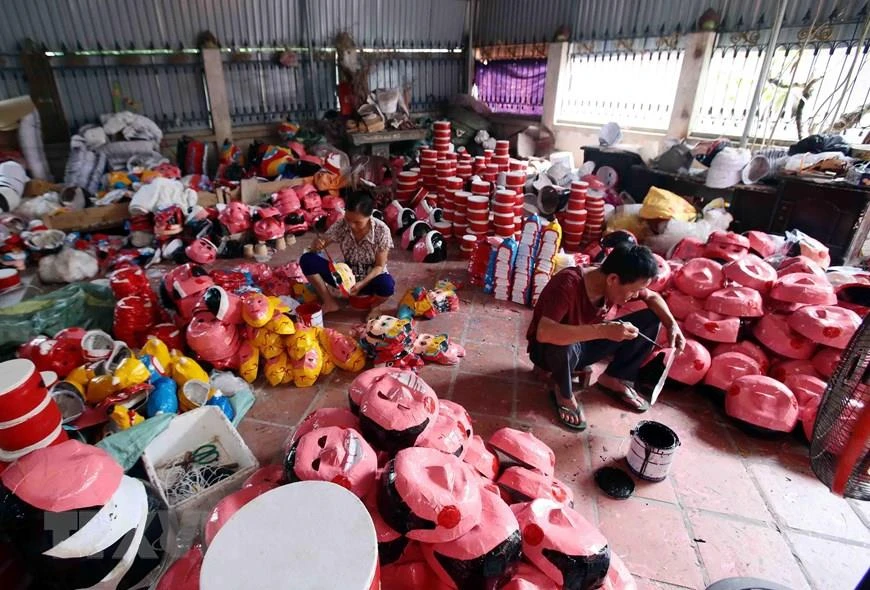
[44,203,130,232]
[44,177,315,232]
[196,177,312,207]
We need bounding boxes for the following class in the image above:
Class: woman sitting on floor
[299,189,395,317]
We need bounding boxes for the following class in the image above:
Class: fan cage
[809,315,870,500]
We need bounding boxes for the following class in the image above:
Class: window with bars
[556,46,684,131]
[693,36,870,145]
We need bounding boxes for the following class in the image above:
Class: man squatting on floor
[526,244,686,430]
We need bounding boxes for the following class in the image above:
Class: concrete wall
[541,35,715,167]
[549,123,667,167]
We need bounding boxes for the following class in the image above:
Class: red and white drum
[0,359,48,421]
[200,481,379,590]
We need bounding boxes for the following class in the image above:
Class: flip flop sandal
[597,382,651,413]
[550,390,587,431]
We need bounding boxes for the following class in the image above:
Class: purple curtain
[474,59,546,116]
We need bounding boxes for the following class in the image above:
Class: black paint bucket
[626,420,680,482]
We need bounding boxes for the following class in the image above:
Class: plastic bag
[0,282,114,348]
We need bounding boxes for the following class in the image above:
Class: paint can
[626,420,680,482]
[200,481,379,590]
[295,302,324,327]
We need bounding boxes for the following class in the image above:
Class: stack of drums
[0,359,67,465]
[459,234,477,259]
[562,181,588,252]
[492,190,517,238]
[433,120,452,153]
[483,163,499,185]
[457,153,473,181]
[471,179,490,201]
[583,192,607,246]
[509,158,526,172]
[439,176,463,238]
[114,294,157,348]
[453,190,471,238]
[466,194,491,239]
[493,140,510,172]
[473,156,487,175]
[419,148,438,191]
[435,159,457,208]
[505,171,526,236]
[483,149,494,166]
[395,170,420,203]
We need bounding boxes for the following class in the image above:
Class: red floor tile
[787,531,869,590]
[235,419,292,465]
[456,340,518,378]
[514,379,563,429]
[451,374,514,416]
[468,412,514,441]
[688,510,810,590]
[749,458,870,543]
[245,384,320,428]
[312,381,351,411]
[420,311,468,340]
[416,364,456,397]
[671,450,772,521]
[582,388,644,438]
[598,496,706,589]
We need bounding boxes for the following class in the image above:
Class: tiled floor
[238,241,870,590]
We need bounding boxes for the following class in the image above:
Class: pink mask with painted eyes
[359,373,439,453]
[289,407,359,449]
[241,292,273,327]
[513,499,610,589]
[415,410,467,459]
[348,367,405,413]
[285,426,377,498]
[725,375,799,433]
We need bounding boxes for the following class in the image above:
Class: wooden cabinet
[771,178,870,264]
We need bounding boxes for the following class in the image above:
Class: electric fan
[809,314,870,500]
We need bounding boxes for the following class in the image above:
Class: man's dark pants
[528,309,661,401]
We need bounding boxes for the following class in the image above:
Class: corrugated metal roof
[0,0,469,53]
[474,0,869,45]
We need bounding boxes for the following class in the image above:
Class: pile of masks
[383,197,449,263]
[157,263,365,388]
[131,178,346,262]
[350,281,462,370]
[158,368,637,590]
[0,440,170,589]
[630,227,868,437]
[16,323,235,436]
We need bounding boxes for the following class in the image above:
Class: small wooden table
[348,128,427,157]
